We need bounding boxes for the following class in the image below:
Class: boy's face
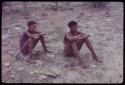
[28,24,37,32]
[70,24,78,33]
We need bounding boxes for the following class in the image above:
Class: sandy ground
[2,2,123,83]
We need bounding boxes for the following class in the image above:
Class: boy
[63,21,102,68]
[19,21,51,61]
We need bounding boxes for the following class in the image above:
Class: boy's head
[27,21,37,32]
[68,21,78,33]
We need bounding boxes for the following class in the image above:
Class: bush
[91,2,109,8]
[2,2,11,6]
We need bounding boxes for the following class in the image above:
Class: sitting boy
[63,21,102,68]
[19,21,51,61]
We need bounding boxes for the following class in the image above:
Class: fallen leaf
[38,75,47,80]
[44,72,57,77]
[106,19,111,22]
[4,62,10,67]
[17,67,24,71]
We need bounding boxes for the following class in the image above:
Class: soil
[2,2,123,83]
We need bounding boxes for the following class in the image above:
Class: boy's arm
[34,31,40,34]
[32,31,45,36]
[26,31,34,38]
[77,31,90,38]
[26,31,40,40]
[26,31,45,38]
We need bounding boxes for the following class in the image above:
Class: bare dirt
[2,2,123,83]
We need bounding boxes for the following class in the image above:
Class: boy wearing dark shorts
[63,21,102,68]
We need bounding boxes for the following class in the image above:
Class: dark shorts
[64,39,85,57]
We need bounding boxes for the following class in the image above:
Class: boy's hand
[32,33,45,39]
[77,34,83,37]
[77,34,90,40]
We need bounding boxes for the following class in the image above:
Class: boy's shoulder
[22,31,28,36]
[65,31,71,36]
[23,31,27,35]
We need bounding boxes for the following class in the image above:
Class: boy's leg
[70,41,88,68]
[23,38,34,56]
[76,39,85,50]
[20,38,34,60]
[21,37,40,56]
[28,38,34,56]
[39,35,48,52]
[81,37,102,63]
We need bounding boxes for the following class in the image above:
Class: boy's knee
[39,35,44,38]
[80,37,89,42]
[39,35,44,40]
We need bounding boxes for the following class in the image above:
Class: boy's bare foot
[93,56,103,63]
[96,59,103,63]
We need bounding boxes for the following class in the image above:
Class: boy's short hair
[27,21,37,27]
[68,21,78,28]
